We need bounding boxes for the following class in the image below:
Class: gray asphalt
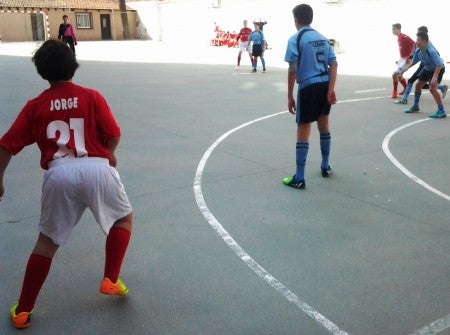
[0,53,449,335]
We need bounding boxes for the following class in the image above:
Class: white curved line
[194,108,449,335]
[382,118,450,201]
[382,118,450,335]
[410,314,450,335]
[193,111,349,335]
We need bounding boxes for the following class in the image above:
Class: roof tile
[0,0,121,10]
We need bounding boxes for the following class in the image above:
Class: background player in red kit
[235,19,253,70]
[0,39,133,329]
[391,23,415,98]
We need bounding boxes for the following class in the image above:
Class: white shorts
[239,41,250,52]
[40,157,132,245]
[394,57,411,74]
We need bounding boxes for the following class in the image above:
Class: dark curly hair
[416,31,429,43]
[32,39,79,81]
[293,4,313,26]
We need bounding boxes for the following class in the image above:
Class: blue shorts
[418,67,445,83]
[252,44,263,57]
[296,82,331,124]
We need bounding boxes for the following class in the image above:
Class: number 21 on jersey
[47,118,87,159]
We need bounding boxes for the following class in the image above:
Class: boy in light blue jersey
[404,31,446,118]
[396,26,447,105]
[249,23,266,72]
[282,3,337,190]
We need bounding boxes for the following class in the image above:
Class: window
[76,12,92,29]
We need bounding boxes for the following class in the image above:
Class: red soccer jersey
[0,82,120,169]
[398,33,415,58]
[237,27,252,42]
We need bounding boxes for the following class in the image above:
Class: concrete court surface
[0,42,449,335]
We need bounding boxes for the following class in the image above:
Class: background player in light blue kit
[404,31,446,118]
[249,23,266,72]
[283,3,337,190]
[396,26,447,105]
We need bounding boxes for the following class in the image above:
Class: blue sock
[320,132,331,170]
[254,59,257,69]
[403,83,413,101]
[295,141,309,182]
[413,92,421,107]
[438,104,444,112]
[262,59,266,70]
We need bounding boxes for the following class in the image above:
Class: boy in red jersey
[235,20,253,70]
[392,23,415,98]
[0,39,133,329]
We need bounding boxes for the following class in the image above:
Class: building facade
[0,0,138,42]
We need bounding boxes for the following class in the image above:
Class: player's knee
[113,212,133,232]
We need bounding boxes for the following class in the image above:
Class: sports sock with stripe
[413,91,421,107]
[402,83,413,100]
[320,132,331,170]
[295,141,309,182]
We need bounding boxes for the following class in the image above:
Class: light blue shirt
[285,26,337,90]
[249,30,264,45]
[411,43,444,71]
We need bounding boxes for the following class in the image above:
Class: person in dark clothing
[58,15,77,55]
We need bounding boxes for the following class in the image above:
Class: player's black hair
[293,4,313,26]
[392,23,401,30]
[416,31,429,42]
[32,39,79,82]
[417,26,428,33]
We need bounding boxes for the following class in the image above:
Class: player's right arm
[285,34,299,115]
[0,146,12,198]
[287,62,297,114]
[327,63,337,105]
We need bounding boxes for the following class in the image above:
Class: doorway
[30,13,45,41]
[100,14,112,40]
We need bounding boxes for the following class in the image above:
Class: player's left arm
[327,61,338,105]
[430,51,444,88]
[261,32,267,51]
[0,146,12,199]
[105,136,120,167]
[70,24,77,44]
[430,65,442,88]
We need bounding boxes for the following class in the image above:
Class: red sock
[399,77,407,88]
[104,227,131,283]
[393,81,398,91]
[17,254,52,313]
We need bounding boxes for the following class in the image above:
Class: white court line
[382,119,450,335]
[194,96,449,335]
[355,88,386,93]
[410,314,450,335]
[193,111,349,335]
[337,95,390,103]
[382,118,450,201]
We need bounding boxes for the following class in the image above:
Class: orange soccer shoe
[99,277,129,296]
[10,304,32,329]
